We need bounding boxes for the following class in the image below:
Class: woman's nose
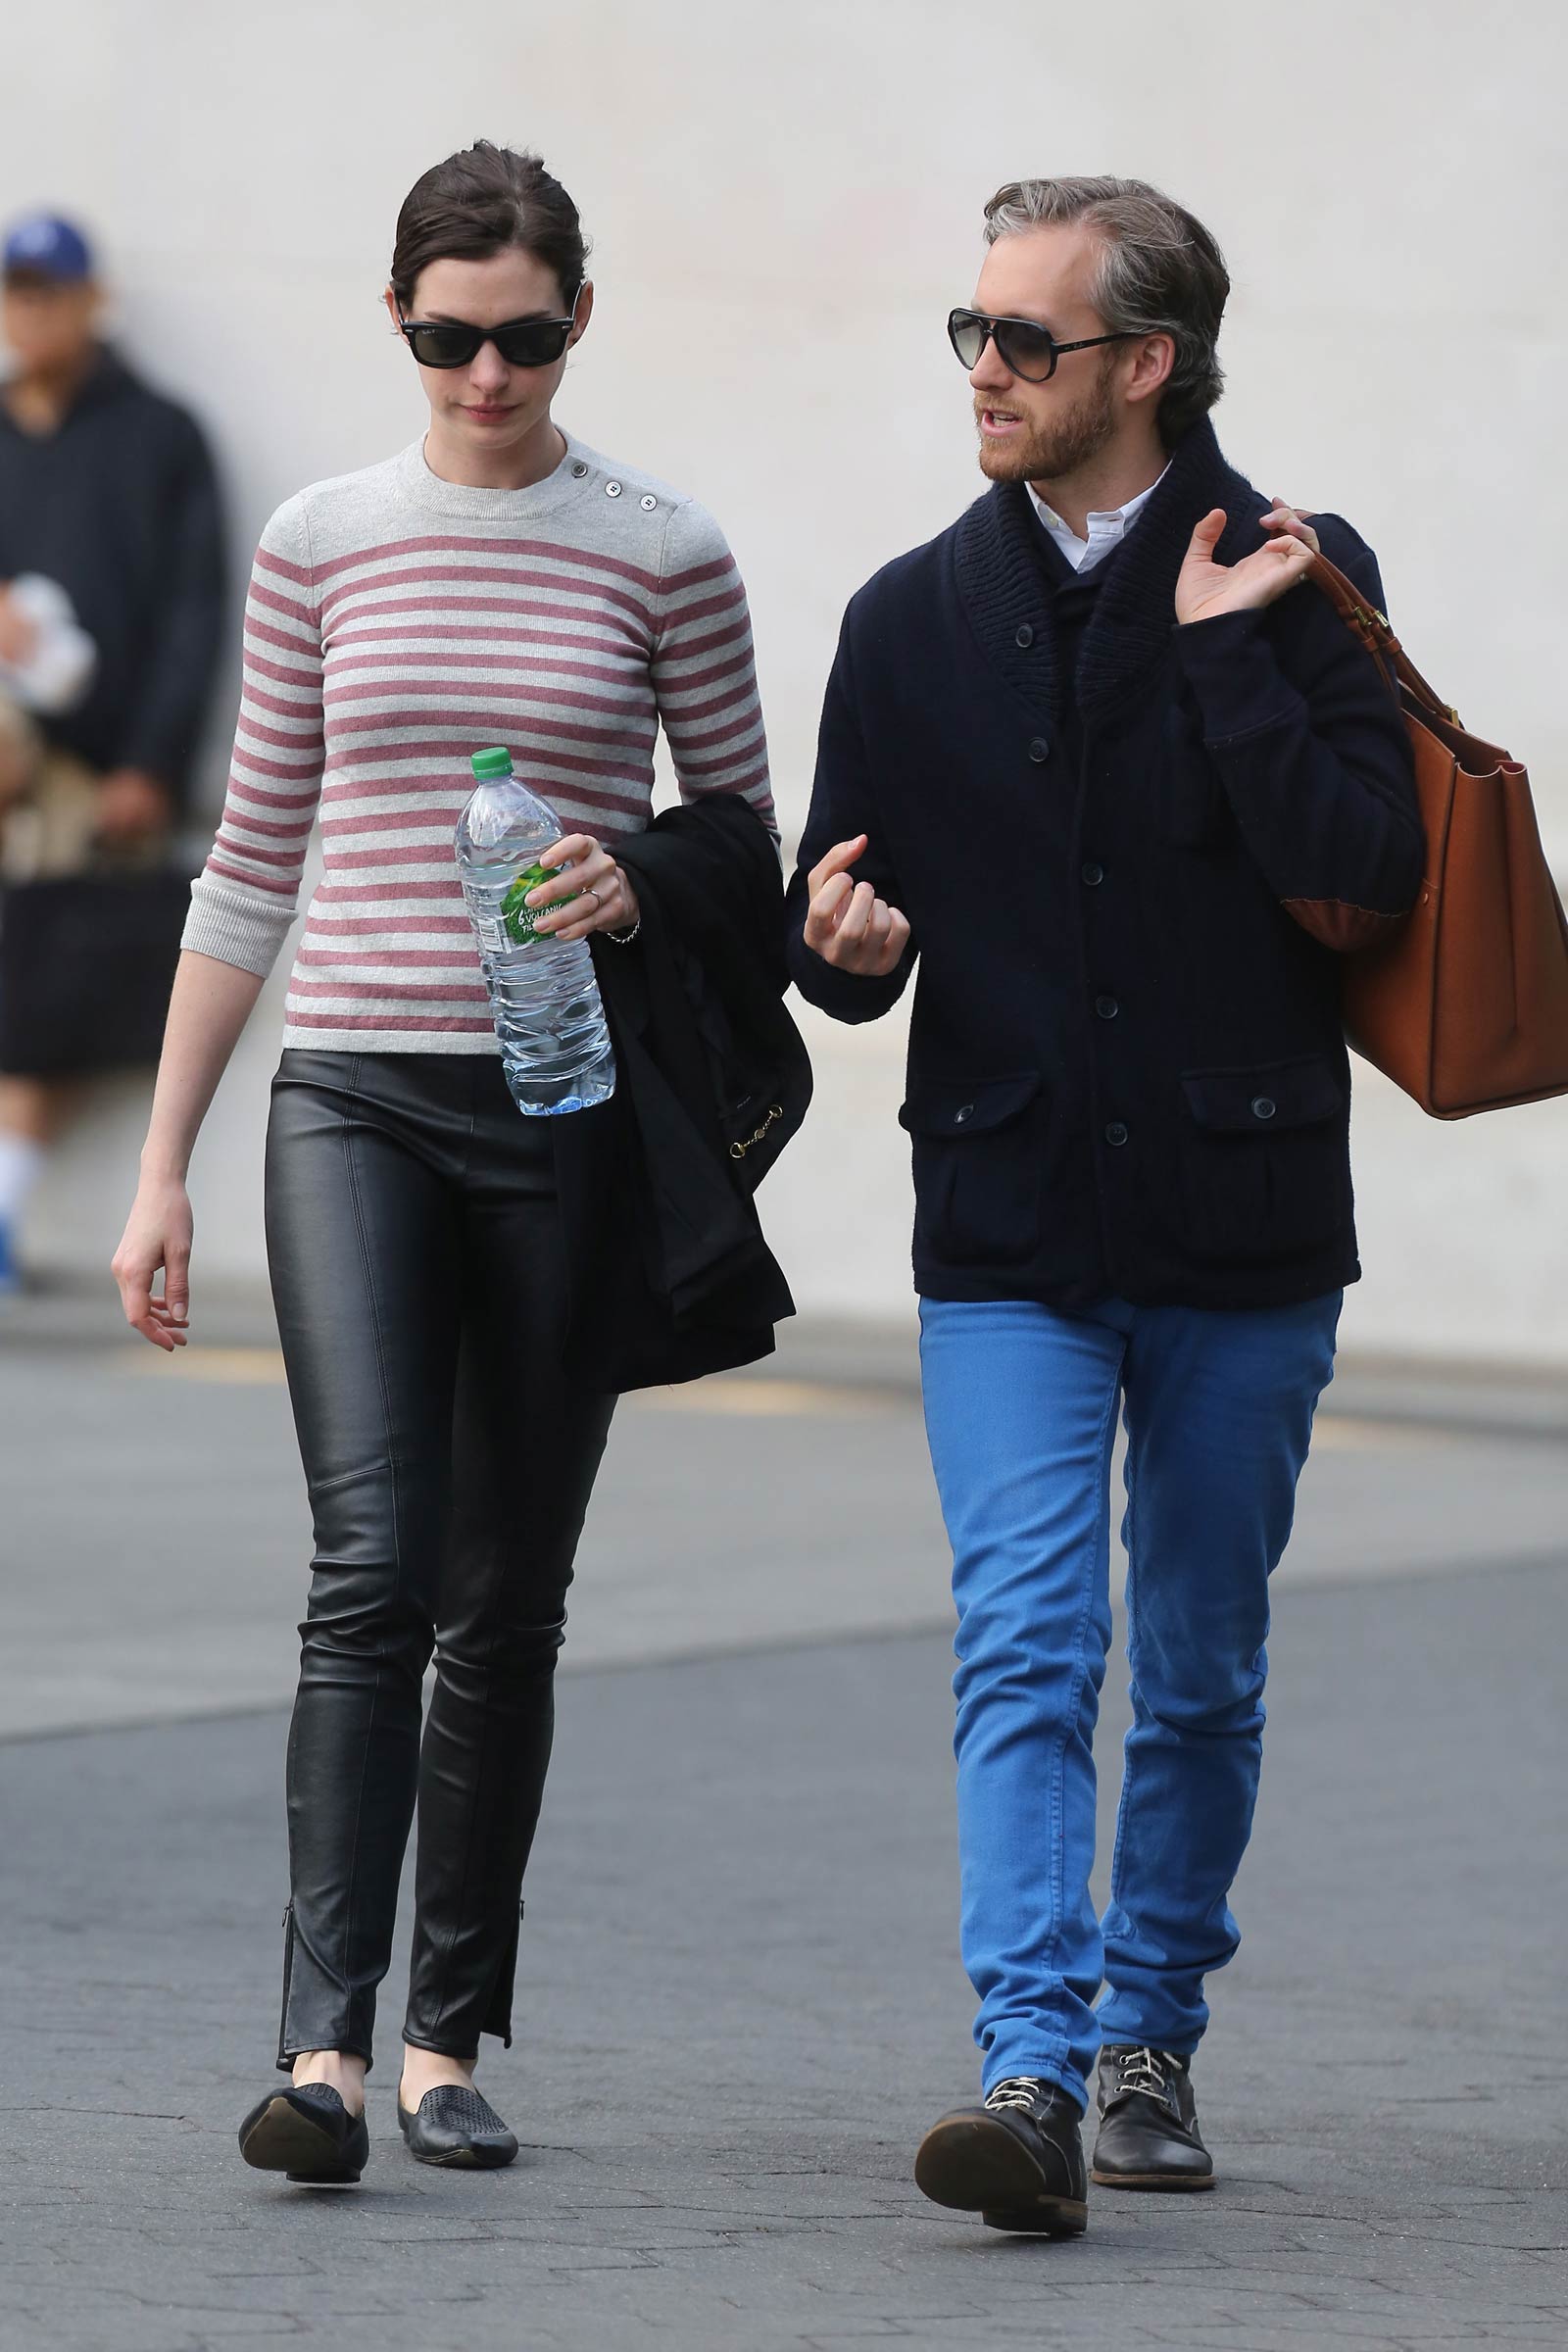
[468,341,511,394]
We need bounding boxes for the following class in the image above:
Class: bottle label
[500,861,558,947]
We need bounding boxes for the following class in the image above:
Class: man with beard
[786,178,1420,2234]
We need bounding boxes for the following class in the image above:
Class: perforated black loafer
[397,2083,518,2169]
[238,2082,368,2184]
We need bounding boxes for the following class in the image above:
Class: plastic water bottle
[455,746,616,1116]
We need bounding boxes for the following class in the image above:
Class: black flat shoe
[1092,2044,1214,2189]
[237,2083,368,2184]
[915,2077,1088,2235]
[397,2083,518,2169]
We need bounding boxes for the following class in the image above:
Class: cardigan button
[570,461,589,478]
[1104,1120,1129,1148]
[1081,860,1104,888]
[1015,623,1035,648]
[1095,995,1119,1021]
[1251,1095,1278,1120]
[1028,737,1051,763]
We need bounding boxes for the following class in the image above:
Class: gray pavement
[2,1298,1566,2347]
[5,1295,1568,1739]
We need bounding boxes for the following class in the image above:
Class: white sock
[0,1134,46,1227]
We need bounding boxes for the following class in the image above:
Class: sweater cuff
[786,931,905,1025]
[1174,609,1303,744]
[181,876,293,980]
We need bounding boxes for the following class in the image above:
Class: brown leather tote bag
[1300,552,1568,1119]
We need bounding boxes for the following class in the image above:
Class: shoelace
[1112,2045,1174,2101]
[983,2076,1053,2114]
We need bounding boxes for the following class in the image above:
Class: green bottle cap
[470,746,514,778]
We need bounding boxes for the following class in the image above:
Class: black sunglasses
[947,308,1136,383]
[398,295,582,370]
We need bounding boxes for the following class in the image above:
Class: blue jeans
[919,1291,1342,2113]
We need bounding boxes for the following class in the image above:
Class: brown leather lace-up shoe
[915,2076,1089,2234]
[1092,2044,1214,2189]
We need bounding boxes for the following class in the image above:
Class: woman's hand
[112,1170,194,1351]
[1175,505,1318,626]
[803,834,911,977]
[524,834,642,942]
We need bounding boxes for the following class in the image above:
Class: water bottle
[455,747,616,1116]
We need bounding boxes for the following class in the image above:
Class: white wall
[7,0,1566,1361]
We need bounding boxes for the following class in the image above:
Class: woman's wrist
[139,1143,191,1186]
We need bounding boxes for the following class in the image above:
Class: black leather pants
[265,1052,615,2071]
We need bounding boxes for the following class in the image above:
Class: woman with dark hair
[111,142,778,2182]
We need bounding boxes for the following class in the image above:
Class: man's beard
[975,355,1117,489]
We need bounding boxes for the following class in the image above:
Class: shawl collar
[952,418,1265,726]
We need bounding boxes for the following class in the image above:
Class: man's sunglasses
[947,309,1136,384]
[398,296,582,370]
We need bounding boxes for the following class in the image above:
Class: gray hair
[983,176,1229,445]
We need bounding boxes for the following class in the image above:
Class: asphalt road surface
[2,1302,1564,2348]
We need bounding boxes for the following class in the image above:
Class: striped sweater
[182,431,774,1050]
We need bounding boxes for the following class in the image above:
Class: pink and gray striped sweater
[182,432,774,1050]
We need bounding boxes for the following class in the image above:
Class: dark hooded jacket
[0,349,224,806]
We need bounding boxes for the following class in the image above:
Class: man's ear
[569,280,595,345]
[1124,331,1175,410]
[382,284,402,333]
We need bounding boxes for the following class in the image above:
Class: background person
[787,174,1422,2233]
[112,140,779,2185]
[0,212,224,1287]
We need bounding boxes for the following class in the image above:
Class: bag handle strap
[1300,545,1460,727]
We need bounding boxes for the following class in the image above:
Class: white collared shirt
[1027,468,1168,573]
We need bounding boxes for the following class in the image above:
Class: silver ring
[586,889,601,911]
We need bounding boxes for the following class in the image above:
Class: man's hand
[803,834,910,977]
[0,585,38,669]
[1262,497,1321,558]
[1175,507,1317,626]
[96,767,172,848]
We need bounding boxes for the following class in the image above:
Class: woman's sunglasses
[947,308,1136,384]
[398,295,582,371]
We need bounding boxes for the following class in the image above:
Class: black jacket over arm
[553,795,809,1393]
[784,418,1423,1312]
[0,351,225,808]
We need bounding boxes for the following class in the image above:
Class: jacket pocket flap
[1182,1054,1345,1134]
[900,1073,1041,1138]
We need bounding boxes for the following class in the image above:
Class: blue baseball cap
[2,214,94,282]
